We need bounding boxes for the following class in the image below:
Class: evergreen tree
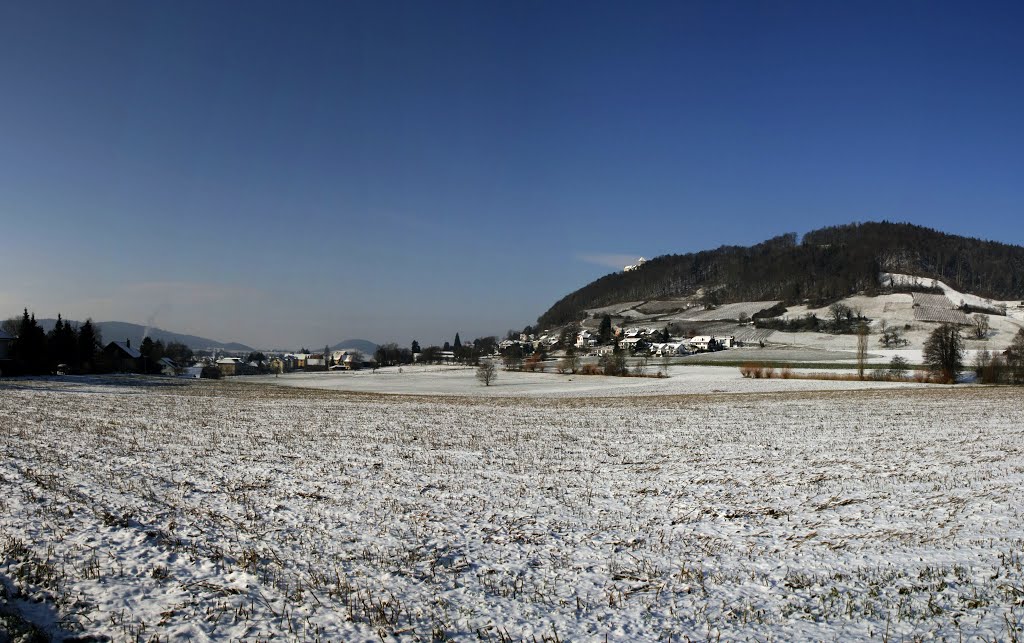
[453,333,462,350]
[598,315,612,344]
[411,340,421,354]
[140,337,167,373]
[77,319,101,373]
[14,309,48,374]
[47,314,79,370]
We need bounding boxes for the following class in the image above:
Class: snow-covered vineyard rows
[2,379,1024,641]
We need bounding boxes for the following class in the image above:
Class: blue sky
[2,1,1023,349]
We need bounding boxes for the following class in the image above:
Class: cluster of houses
[80,343,379,378]
[496,326,737,358]
[578,327,736,355]
[210,349,372,377]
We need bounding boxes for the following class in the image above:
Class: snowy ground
[2,377,1024,641]
[250,364,929,397]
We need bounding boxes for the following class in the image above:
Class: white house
[623,257,647,272]
[330,350,362,370]
[688,335,735,351]
[619,337,647,352]
[651,342,689,356]
[576,330,597,348]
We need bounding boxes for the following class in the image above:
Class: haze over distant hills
[538,222,1024,329]
[35,319,253,352]
[329,339,378,355]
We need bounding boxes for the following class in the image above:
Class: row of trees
[3,310,103,375]
[922,324,1024,384]
[2,309,194,376]
[374,334,501,368]
[972,329,1024,384]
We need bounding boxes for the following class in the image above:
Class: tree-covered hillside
[538,222,1024,329]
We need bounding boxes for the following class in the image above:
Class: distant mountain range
[35,319,253,352]
[329,339,378,355]
[538,221,1024,329]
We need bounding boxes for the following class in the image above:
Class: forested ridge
[538,222,1024,328]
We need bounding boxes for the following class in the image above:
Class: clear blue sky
[2,1,1023,349]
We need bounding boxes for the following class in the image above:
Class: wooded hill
[538,222,1024,329]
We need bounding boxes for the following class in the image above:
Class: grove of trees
[4,310,103,375]
[538,222,1024,329]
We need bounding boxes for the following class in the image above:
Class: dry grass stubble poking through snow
[1,379,1024,641]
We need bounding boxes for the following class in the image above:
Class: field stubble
[1,379,1023,641]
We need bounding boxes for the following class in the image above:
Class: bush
[739,363,764,378]
[200,366,221,379]
[888,356,909,379]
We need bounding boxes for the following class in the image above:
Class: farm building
[158,357,178,376]
[104,340,141,372]
[330,350,363,370]
[215,357,259,376]
[216,357,244,376]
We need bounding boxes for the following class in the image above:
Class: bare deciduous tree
[923,324,964,383]
[476,360,497,386]
[971,314,990,340]
[856,322,869,379]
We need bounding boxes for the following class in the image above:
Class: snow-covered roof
[108,341,142,359]
[216,357,243,365]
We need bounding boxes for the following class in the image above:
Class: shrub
[739,363,768,378]
[888,356,909,379]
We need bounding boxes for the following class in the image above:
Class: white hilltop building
[623,257,647,272]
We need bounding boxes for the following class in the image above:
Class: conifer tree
[599,315,613,344]
[77,319,101,373]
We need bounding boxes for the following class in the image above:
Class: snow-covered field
[2,378,1024,641]
[250,365,932,398]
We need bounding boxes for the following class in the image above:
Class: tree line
[373,333,500,368]
[2,309,193,376]
[537,221,1024,329]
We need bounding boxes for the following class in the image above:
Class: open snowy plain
[2,376,1023,641]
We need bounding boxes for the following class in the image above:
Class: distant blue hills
[329,339,378,355]
[36,319,253,352]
